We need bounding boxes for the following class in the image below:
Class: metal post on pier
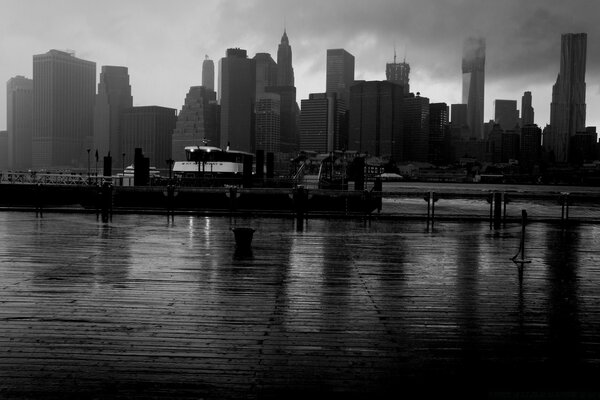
[293,186,307,231]
[512,209,531,275]
[502,192,508,226]
[494,192,502,229]
[560,192,570,226]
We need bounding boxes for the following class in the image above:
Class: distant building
[501,131,520,162]
[569,127,597,164]
[326,49,355,107]
[32,50,96,169]
[172,86,219,160]
[219,48,256,153]
[429,103,450,165]
[402,93,430,162]
[450,103,469,139]
[520,124,542,167]
[6,76,33,170]
[93,66,132,160]
[385,52,410,95]
[462,37,485,139]
[120,106,177,168]
[521,91,534,126]
[202,56,214,91]
[254,53,278,98]
[348,81,404,158]
[300,93,345,153]
[255,93,281,153]
[494,99,519,131]
[547,33,587,162]
[266,85,299,154]
[276,30,294,87]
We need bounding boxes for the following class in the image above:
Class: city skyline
[1,0,600,134]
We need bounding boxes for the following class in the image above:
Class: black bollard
[294,186,307,231]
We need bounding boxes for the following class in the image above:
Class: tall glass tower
[462,37,485,139]
[386,51,410,95]
[547,33,587,162]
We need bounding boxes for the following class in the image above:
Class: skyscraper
[300,93,345,153]
[326,49,355,107]
[202,56,214,91]
[494,100,519,131]
[462,37,485,140]
[276,29,294,87]
[348,81,403,158]
[172,86,218,160]
[450,103,469,139]
[32,50,96,168]
[93,66,132,159]
[6,76,33,170]
[547,33,587,163]
[429,103,450,164]
[219,48,256,153]
[254,53,278,98]
[402,93,430,162]
[386,52,410,95]
[255,93,281,153]
[521,91,534,126]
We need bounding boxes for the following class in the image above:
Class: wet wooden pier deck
[1,213,600,399]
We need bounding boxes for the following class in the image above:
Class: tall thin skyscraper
[93,66,132,159]
[547,33,587,162]
[6,76,33,170]
[276,29,294,87]
[386,51,410,95]
[326,49,355,107]
[32,50,96,168]
[521,91,534,126]
[202,56,214,91]
[219,48,256,153]
[462,37,486,139]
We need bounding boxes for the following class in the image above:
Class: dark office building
[402,93,430,162]
[429,103,450,165]
[120,106,177,169]
[172,86,218,160]
[0,131,7,170]
[32,50,96,169]
[326,49,355,107]
[266,85,298,154]
[276,30,294,87]
[219,48,256,153]
[6,76,33,170]
[385,53,410,95]
[521,91,534,126]
[348,81,403,158]
[93,66,132,160]
[450,103,469,140]
[494,99,519,131]
[255,93,281,153]
[520,124,542,167]
[569,127,597,164]
[254,53,278,98]
[300,93,345,153]
[502,131,520,162]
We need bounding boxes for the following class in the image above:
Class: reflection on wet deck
[1,213,600,399]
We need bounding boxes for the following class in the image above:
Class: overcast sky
[1,0,599,132]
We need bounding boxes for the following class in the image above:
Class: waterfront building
[32,50,96,169]
[402,93,430,162]
[547,33,587,163]
[429,103,450,165]
[326,49,355,107]
[450,103,469,139]
[521,91,534,126]
[276,29,294,87]
[385,52,410,95]
[487,124,503,163]
[219,48,256,153]
[494,100,519,131]
[93,66,132,160]
[120,106,177,168]
[255,93,281,154]
[202,56,214,91]
[172,86,218,160]
[6,76,33,170]
[502,131,520,163]
[300,93,345,153]
[254,53,278,98]
[348,81,403,158]
[520,124,542,168]
[462,37,485,140]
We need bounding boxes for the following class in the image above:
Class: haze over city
[1,0,599,131]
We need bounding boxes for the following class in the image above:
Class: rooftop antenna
[403,45,407,64]
[393,42,397,64]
